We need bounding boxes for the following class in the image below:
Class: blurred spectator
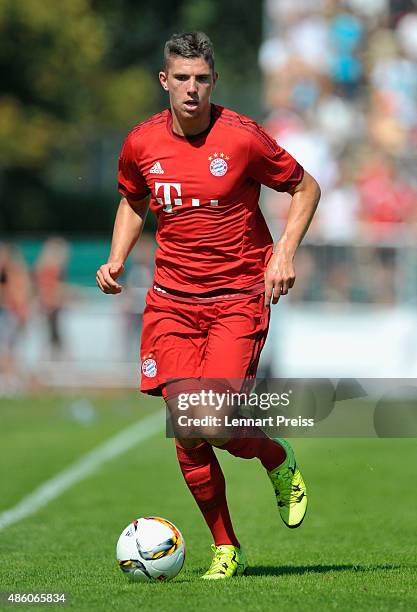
[356,152,416,238]
[33,238,70,360]
[122,234,155,361]
[369,27,417,145]
[328,7,365,97]
[260,0,417,304]
[0,244,31,394]
[318,162,361,243]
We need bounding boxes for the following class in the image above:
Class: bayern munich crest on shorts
[210,157,228,177]
[142,358,157,378]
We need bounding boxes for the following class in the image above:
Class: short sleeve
[118,135,151,201]
[247,124,304,192]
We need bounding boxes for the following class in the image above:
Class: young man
[96,32,321,579]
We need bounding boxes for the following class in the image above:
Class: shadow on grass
[247,564,401,577]
[166,564,404,584]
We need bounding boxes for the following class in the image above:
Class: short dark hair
[164,31,215,73]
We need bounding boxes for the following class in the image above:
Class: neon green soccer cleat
[267,438,308,528]
[201,544,248,580]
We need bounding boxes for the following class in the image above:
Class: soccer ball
[116,516,185,582]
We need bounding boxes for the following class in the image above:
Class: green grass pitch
[0,393,416,611]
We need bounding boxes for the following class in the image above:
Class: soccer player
[96,32,321,579]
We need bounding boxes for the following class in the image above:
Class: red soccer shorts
[139,288,270,397]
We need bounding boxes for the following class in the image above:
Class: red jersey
[118,104,303,294]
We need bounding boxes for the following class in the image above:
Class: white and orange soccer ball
[116,516,185,582]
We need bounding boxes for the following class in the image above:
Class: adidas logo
[150,161,164,174]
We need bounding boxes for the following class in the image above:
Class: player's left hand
[264,248,295,306]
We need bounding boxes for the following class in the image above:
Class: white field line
[0,409,166,532]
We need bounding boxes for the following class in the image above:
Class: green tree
[0,0,262,233]
[0,0,157,231]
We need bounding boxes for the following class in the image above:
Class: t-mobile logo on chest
[155,182,218,213]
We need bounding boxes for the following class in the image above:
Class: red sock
[220,426,286,471]
[176,441,239,547]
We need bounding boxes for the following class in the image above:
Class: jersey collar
[166,104,217,142]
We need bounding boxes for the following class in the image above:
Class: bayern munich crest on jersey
[208,152,230,177]
[142,358,157,378]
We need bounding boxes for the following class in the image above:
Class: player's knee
[175,437,203,449]
[168,397,227,440]
[195,424,225,440]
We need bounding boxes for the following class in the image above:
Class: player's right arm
[96,194,150,294]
